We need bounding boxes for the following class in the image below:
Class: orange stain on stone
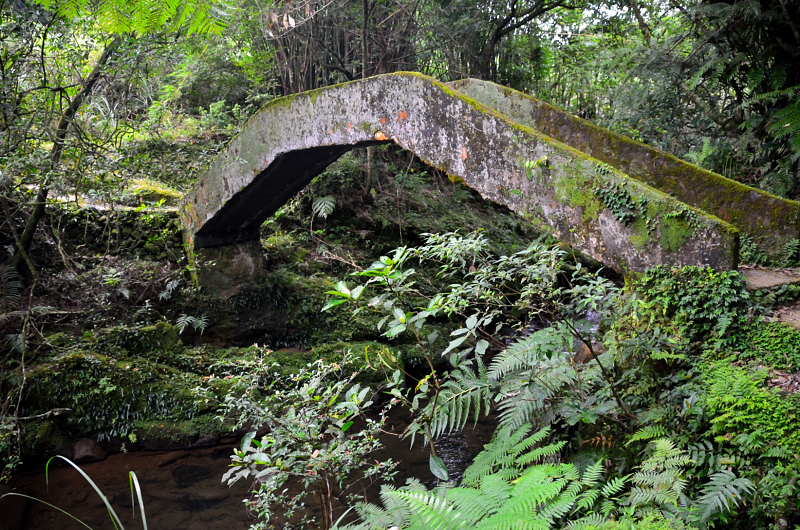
[397,110,408,120]
[348,123,352,129]
[380,117,386,124]
[374,131,388,141]
[461,145,468,161]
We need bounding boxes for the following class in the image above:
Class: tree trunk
[627,0,652,46]
[478,32,501,79]
[11,36,122,272]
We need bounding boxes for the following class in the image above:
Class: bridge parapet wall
[451,78,799,257]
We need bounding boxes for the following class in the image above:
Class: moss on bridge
[451,78,799,261]
[181,72,739,288]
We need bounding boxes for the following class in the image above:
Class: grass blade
[46,455,125,530]
[129,471,148,530]
[0,493,94,529]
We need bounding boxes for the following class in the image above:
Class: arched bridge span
[180,73,789,288]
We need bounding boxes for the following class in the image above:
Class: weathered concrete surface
[743,268,800,290]
[194,239,264,295]
[181,72,739,282]
[450,78,800,256]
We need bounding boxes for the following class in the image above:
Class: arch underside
[181,72,744,284]
[193,142,387,248]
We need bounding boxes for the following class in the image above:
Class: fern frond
[626,425,668,446]
[600,475,628,498]
[496,356,576,429]
[497,387,543,431]
[693,470,754,524]
[763,445,793,459]
[376,479,428,524]
[312,195,336,219]
[516,440,567,466]
[448,478,508,524]
[461,424,538,486]
[385,489,463,530]
[428,358,490,438]
[0,264,22,312]
[581,459,605,487]
[488,325,572,381]
[499,469,567,514]
[536,488,579,521]
[474,512,550,530]
[568,512,609,529]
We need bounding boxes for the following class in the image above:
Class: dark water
[3,412,495,529]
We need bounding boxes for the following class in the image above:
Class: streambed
[3,410,495,529]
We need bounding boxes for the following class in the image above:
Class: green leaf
[385,323,407,338]
[322,298,348,312]
[241,431,256,451]
[475,339,489,356]
[430,454,449,481]
[442,335,468,356]
[427,294,444,311]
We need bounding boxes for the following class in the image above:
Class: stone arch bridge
[180,73,800,288]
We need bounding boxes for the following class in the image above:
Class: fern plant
[312,195,336,220]
[626,438,692,512]
[337,424,629,530]
[175,313,208,334]
[32,0,229,35]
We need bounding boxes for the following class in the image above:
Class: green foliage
[175,313,208,335]
[0,264,25,353]
[221,355,395,529]
[741,320,800,370]
[626,438,692,510]
[32,0,228,35]
[312,195,337,220]
[683,138,715,170]
[699,359,800,520]
[692,470,753,525]
[593,181,646,226]
[0,264,21,313]
[198,100,229,128]
[323,232,610,447]
[635,266,751,347]
[338,425,628,530]
[768,96,800,155]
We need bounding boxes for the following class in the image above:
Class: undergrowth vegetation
[300,233,800,529]
[3,140,800,529]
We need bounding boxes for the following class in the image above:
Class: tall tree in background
[242,0,420,94]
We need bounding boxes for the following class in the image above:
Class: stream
[2,409,496,529]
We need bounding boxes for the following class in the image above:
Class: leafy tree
[4,0,228,272]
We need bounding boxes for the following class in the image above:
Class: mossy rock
[44,332,72,349]
[18,348,207,447]
[21,420,72,459]
[93,322,184,356]
[124,178,183,206]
